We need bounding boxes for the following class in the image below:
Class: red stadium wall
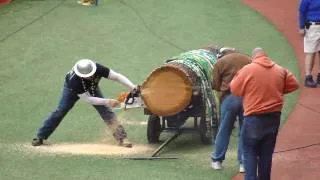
[0,0,11,5]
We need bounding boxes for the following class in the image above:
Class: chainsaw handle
[125,95,135,105]
[124,85,141,110]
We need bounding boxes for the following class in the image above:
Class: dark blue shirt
[65,63,110,95]
[299,0,320,29]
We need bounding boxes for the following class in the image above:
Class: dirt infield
[234,0,320,180]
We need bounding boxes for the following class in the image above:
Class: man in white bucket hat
[32,59,137,148]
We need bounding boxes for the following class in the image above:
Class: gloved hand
[106,99,120,107]
[118,92,129,103]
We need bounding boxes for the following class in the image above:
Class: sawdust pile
[20,143,154,156]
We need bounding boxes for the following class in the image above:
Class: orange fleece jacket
[230,54,299,116]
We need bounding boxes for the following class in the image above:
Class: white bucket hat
[217,47,236,58]
[73,59,97,78]
[219,47,235,53]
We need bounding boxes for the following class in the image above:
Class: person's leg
[304,25,317,87]
[304,53,317,87]
[314,25,320,84]
[34,87,78,145]
[237,106,244,171]
[317,52,320,84]
[315,50,320,84]
[242,116,262,180]
[93,87,132,147]
[257,113,281,180]
[211,95,239,168]
[305,53,315,76]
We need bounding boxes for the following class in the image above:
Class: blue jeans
[37,84,115,139]
[211,94,244,164]
[242,112,281,180]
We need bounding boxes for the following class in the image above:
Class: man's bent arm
[78,92,110,106]
[108,69,136,89]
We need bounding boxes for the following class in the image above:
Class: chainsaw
[117,86,144,110]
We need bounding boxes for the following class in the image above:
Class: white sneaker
[211,161,223,170]
[239,164,245,173]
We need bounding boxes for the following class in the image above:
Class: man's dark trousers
[241,112,281,180]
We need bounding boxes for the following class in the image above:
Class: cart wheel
[147,115,161,143]
[200,116,213,145]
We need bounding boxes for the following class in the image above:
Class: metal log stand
[125,131,181,160]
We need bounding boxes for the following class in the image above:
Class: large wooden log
[141,62,198,116]
[141,49,218,116]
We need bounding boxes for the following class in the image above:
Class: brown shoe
[106,120,132,147]
[119,138,133,148]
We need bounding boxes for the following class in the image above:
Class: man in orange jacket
[230,48,299,180]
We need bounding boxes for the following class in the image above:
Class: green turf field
[0,0,299,179]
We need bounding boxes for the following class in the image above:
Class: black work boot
[107,120,133,148]
[31,138,43,146]
[304,75,317,88]
[112,125,132,148]
[317,73,320,85]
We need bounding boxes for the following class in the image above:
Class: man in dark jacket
[211,51,251,173]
